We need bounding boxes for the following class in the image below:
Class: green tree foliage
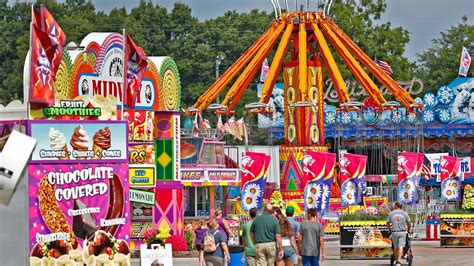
[0,0,451,115]
[417,16,474,92]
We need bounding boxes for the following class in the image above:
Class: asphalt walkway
[131,240,473,265]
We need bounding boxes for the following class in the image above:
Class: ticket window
[184,187,210,217]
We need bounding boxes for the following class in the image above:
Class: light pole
[215,54,225,103]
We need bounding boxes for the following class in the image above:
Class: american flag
[376,59,393,75]
[422,161,431,181]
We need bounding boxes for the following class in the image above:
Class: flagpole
[122,28,126,121]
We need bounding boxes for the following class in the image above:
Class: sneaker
[395,261,402,266]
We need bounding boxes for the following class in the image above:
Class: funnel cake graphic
[49,127,69,160]
[93,127,111,159]
[70,125,90,159]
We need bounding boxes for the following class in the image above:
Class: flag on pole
[375,59,393,75]
[440,156,461,201]
[302,151,327,211]
[397,152,419,205]
[340,153,363,206]
[30,24,55,107]
[259,58,270,82]
[124,33,147,108]
[32,5,42,29]
[41,5,66,74]
[241,152,270,211]
[458,47,471,77]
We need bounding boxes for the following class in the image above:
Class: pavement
[131,240,473,265]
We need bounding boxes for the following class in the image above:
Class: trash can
[228,245,245,266]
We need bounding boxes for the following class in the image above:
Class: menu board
[28,163,131,265]
[340,221,392,259]
[29,120,128,163]
[440,214,474,247]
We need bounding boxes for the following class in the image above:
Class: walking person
[274,208,300,266]
[214,210,233,240]
[241,207,258,266]
[251,203,284,265]
[387,202,411,266]
[298,209,325,266]
[194,220,208,266]
[286,206,300,242]
[202,219,231,266]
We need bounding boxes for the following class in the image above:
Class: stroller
[390,232,414,266]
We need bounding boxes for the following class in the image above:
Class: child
[194,220,208,266]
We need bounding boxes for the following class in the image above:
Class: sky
[13,0,474,61]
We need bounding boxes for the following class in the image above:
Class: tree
[417,16,473,92]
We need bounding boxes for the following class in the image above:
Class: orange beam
[224,21,286,111]
[325,17,415,107]
[260,19,294,103]
[298,14,308,101]
[309,16,350,103]
[193,22,276,112]
[320,21,386,106]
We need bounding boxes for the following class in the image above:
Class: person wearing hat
[286,206,301,242]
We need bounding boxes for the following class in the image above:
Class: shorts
[276,247,298,265]
[391,232,407,249]
[283,247,298,265]
[196,244,204,251]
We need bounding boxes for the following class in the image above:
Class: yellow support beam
[298,14,308,101]
[260,19,294,103]
[193,22,276,111]
[325,17,415,107]
[223,21,287,111]
[321,21,386,106]
[309,16,350,103]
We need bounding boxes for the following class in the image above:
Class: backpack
[203,230,220,253]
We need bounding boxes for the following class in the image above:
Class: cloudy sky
[15,0,473,61]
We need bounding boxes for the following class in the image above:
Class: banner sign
[440,156,462,201]
[129,166,155,187]
[180,169,239,184]
[208,169,239,182]
[440,214,474,247]
[302,151,336,211]
[28,163,130,264]
[397,152,422,205]
[180,169,206,181]
[29,120,128,163]
[129,144,155,165]
[340,153,365,206]
[130,221,153,239]
[130,189,155,205]
[241,152,270,211]
[340,221,392,259]
[140,244,172,266]
[426,153,449,175]
[355,155,367,205]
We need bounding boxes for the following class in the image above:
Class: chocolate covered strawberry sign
[28,163,131,265]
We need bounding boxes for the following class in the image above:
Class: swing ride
[187,0,422,203]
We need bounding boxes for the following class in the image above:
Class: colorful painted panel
[280,146,328,200]
[28,163,130,262]
[154,184,184,236]
[155,139,175,181]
